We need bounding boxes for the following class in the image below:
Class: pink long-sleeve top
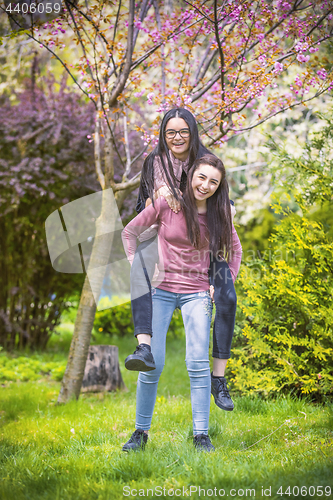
[122,197,242,294]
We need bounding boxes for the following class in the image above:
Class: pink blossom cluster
[227,3,243,22]
[133,20,149,34]
[294,41,311,63]
[141,131,158,148]
[156,102,170,113]
[273,61,283,74]
[317,69,327,80]
[297,54,310,63]
[258,55,267,66]
[295,41,309,53]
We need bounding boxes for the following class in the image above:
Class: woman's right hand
[155,186,181,213]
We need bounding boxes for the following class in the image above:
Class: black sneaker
[193,434,215,452]
[125,344,156,371]
[211,372,234,411]
[122,429,148,452]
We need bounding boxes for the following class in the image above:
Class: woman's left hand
[210,285,215,303]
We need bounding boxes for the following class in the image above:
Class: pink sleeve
[121,199,162,264]
[228,225,242,283]
[153,155,169,192]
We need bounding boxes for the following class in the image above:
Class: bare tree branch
[206,85,332,147]
[109,0,135,107]
[102,115,114,188]
[113,0,122,46]
[113,174,141,192]
[130,145,149,166]
[214,0,225,107]
[64,0,96,84]
[153,0,166,100]
[183,0,214,22]
[24,32,93,103]
[193,45,217,87]
[64,0,118,77]
[123,110,132,181]
[94,103,105,189]
[306,7,333,37]
[228,162,267,172]
[133,0,153,48]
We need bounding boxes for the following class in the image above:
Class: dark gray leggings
[130,237,236,359]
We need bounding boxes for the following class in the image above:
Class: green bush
[229,113,333,399]
[94,296,185,338]
[0,354,66,382]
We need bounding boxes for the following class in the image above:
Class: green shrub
[230,212,333,397]
[0,354,66,382]
[94,296,185,338]
[229,113,333,399]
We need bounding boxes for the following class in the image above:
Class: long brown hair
[183,154,232,260]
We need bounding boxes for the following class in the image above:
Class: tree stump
[81,345,126,393]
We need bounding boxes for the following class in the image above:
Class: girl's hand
[210,285,215,303]
[156,186,181,213]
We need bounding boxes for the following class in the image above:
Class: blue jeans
[135,288,212,435]
[131,241,236,358]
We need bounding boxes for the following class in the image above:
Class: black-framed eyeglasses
[165,128,190,139]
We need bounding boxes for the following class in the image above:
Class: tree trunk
[57,189,120,403]
[81,345,126,393]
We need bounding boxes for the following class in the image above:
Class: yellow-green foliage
[0,354,66,382]
[229,113,333,398]
[230,211,333,397]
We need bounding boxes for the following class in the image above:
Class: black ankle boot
[122,429,148,452]
[211,372,234,411]
[125,344,156,371]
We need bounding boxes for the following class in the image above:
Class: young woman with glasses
[122,155,242,452]
[125,108,241,413]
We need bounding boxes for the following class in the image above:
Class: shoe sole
[122,445,146,452]
[194,445,215,452]
[125,355,156,372]
[211,391,234,411]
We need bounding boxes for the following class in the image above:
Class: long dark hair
[139,108,210,203]
[183,154,233,260]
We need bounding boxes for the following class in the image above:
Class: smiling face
[191,163,222,211]
[164,117,191,161]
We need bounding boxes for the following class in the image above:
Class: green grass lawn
[0,332,332,500]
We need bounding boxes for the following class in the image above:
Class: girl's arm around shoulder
[228,224,243,283]
[121,198,166,263]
